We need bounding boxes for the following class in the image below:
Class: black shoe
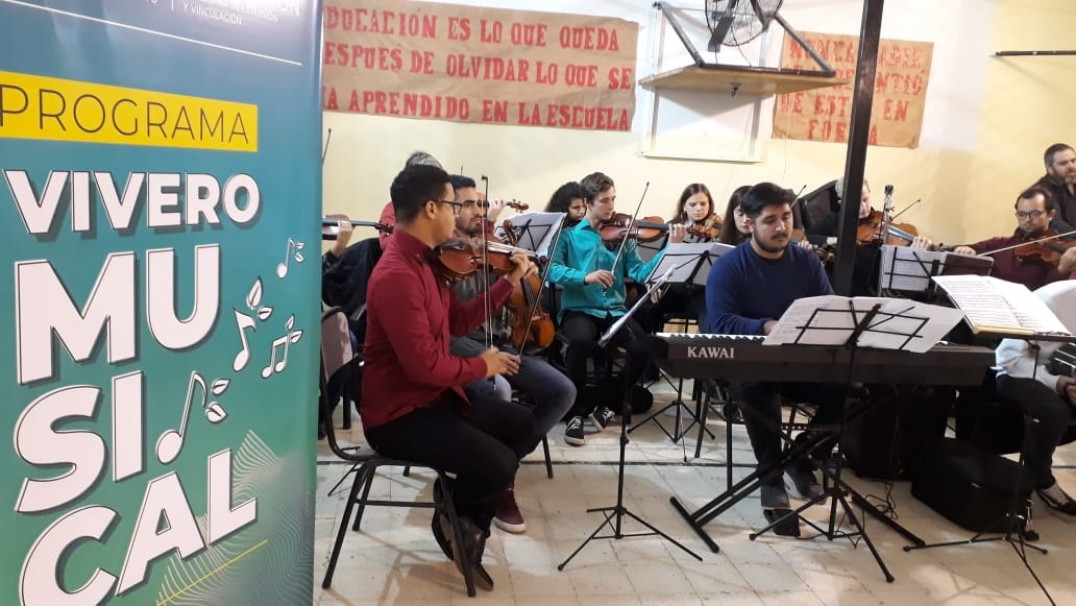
[431,509,454,561]
[759,482,790,510]
[457,516,494,591]
[589,406,615,432]
[1036,482,1076,516]
[763,508,801,537]
[786,465,826,504]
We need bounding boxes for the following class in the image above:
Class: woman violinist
[545,181,587,228]
[639,183,723,333]
[671,183,722,243]
[804,179,936,295]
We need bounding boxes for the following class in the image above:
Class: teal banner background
[0,1,322,604]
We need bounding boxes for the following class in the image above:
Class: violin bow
[479,174,495,352]
[978,229,1076,256]
[604,182,651,298]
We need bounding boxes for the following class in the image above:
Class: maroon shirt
[361,229,513,429]
[969,231,1067,291]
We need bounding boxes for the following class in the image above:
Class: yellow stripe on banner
[155,539,270,606]
[0,70,257,151]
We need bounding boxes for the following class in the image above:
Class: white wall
[322,0,1000,245]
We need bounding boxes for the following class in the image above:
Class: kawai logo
[686,346,734,359]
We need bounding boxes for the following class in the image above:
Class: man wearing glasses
[950,186,1076,289]
[447,174,576,536]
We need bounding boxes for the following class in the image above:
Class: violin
[321,218,393,240]
[598,213,715,243]
[497,199,529,211]
[427,237,535,281]
[790,229,836,264]
[1013,230,1076,266]
[501,219,555,351]
[855,209,919,246]
[685,214,722,241]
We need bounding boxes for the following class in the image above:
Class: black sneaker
[1037,482,1076,515]
[759,482,790,510]
[564,416,585,446]
[786,465,826,504]
[589,406,615,432]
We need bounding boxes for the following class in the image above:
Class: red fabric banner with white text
[773,32,933,148]
[323,0,639,131]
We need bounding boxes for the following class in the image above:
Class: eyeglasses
[1015,210,1047,220]
[431,199,464,215]
[460,199,490,210]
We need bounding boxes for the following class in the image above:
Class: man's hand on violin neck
[504,250,537,285]
[481,347,522,377]
[584,270,615,288]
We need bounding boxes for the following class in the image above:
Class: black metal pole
[995,50,1076,57]
[832,0,884,296]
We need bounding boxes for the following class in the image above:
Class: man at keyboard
[705,182,848,521]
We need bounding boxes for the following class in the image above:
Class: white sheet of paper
[762,295,966,353]
[932,275,1070,335]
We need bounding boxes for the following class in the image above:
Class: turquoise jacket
[547,220,665,320]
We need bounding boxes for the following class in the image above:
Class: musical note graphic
[156,372,231,465]
[233,310,257,371]
[275,238,306,278]
[261,315,304,378]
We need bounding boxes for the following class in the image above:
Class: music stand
[672,296,965,582]
[496,211,564,258]
[878,245,993,298]
[630,243,734,446]
[559,273,702,571]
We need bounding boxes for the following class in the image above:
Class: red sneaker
[493,487,527,534]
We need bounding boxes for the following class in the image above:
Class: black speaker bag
[841,387,952,480]
[911,438,1035,533]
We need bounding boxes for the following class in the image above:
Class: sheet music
[763,295,965,353]
[879,246,993,292]
[932,275,1070,335]
[495,211,564,257]
[644,242,725,286]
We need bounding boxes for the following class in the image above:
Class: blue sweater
[706,241,833,335]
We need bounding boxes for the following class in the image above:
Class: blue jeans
[454,336,576,453]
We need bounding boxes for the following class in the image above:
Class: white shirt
[995,280,1076,390]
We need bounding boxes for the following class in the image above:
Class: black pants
[730,381,848,484]
[364,392,535,532]
[995,375,1072,489]
[561,311,658,419]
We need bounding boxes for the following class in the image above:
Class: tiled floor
[314,387,1076,605]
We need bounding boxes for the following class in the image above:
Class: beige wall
[964,0,1076,242]
[322,0,1075,248]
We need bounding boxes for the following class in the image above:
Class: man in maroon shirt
[952,186,1076,290]
[361,164,536,590]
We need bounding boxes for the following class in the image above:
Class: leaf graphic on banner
[289,330,302,344]
[247,279,263,310]
[206,402,227,423]
[258,306,273,322]
[211,379,230,396]
[285,315,294,331]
